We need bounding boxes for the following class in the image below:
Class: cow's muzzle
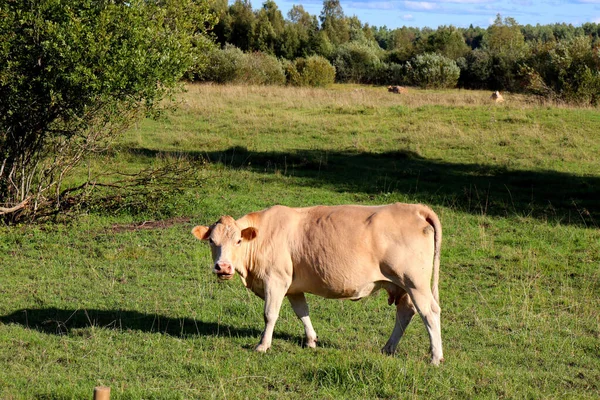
[214,261,234,280]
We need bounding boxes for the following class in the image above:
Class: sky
[270,0,600,29]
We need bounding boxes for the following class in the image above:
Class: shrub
[199,47,286,86]
[406,53,460,89]
[288,55,336,86]
[332,41,382,83]
[456,49,492,89]
[237,51,286,85]
[372,62,407,86]
[199,45,245,83]
[522,36,600,105]
[0,0,214,222]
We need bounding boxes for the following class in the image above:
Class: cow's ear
[192,225,211,241]
[241,227,258,241]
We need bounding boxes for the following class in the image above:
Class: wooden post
[93,386,110,400]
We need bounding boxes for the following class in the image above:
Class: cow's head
[192,215,258,280]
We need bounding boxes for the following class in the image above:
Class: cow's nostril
[214,264,221,271]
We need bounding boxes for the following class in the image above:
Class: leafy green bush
[287,55,336,86]
[198,45,245,83]
[456,49,492,89]
[332,41,382,83]
[372,62,407,86]
[238,52,286,85]
[0,0,214,222]
[522,36,600,105]
[406,53,460,89]
[198,47,285,86]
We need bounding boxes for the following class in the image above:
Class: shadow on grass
[0,308,316,347]
[127,146,599,227]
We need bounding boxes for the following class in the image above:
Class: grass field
[1,84,599,399]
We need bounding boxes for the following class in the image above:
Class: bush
[522,36,600,105]
[199,45,246,83]
[287,56,336,87]
[456,49,492,89]
[332,41,382,83]
[197,47,286,86]
[372,62,407,86]
[0,0,214,222]
[238,52,286,85]
[406,53,460,89]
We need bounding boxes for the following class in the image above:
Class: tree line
[200,0,600,105]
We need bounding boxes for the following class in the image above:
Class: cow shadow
[127,146,599,228]
[0,308,321,347]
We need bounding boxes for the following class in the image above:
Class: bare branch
[0,198,30,215]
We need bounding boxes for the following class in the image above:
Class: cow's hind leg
[382,292,415,355]
[288,293,318,348]
[406,288,444,365]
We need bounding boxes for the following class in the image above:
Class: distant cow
[388,85,408,94]
[192,203,444,365]
[490,91,504,103]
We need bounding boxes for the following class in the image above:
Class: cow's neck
[235,214,261,288]
[238,234,256,279]
[237,238,259,290]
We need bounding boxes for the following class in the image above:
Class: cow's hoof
[254,344,270,353]
[381,345,395,355]
[307,340,317,349]
[431,357,444,366]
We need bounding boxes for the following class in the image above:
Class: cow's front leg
[255,283,287,352]
[288,293,318,348]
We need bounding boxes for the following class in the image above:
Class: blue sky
[270,0,600,29]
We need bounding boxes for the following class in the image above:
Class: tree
[386,27,418,64]
[0,0,215,221]
[482,15,529,90]
[462,24,485,49]
[211,0,231,47]
[251,0,285,54]
[483,15,528,60]
[319,0,349,46]
[425,26,470,60]
[228,0,255,51]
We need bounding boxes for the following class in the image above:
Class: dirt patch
[111,217,191,233]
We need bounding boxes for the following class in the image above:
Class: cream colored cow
[490,90,504,103]
[192,203,444,365]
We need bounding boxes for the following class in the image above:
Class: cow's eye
[208,238,214,245]
[236,239,242,246]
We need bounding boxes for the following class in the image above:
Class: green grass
[1,84,599,399]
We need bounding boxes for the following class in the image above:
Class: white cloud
[402,13,415,20]
[404,1,439,10]
[593,17,600,22]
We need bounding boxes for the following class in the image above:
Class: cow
[192,203,444,365]
[490,90,504,103]
[388,85,408,94]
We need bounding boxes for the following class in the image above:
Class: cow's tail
[424,207,442,304]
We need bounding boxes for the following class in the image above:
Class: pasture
[1,84,599,399]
